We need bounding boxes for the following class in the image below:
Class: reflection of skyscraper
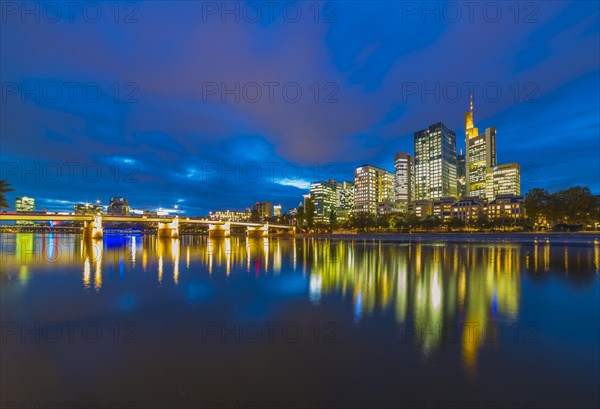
[414,122,457,201]
[465,97,496,198]
[394,152,414,210]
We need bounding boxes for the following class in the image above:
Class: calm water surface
[1,233,599,409]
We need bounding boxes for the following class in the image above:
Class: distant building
[107,197,130,216]
[310,180,339,223]
[74,203,103,215]
[338,181,355,212]
[452,196,485,222]
[465,97,497,198]
[377,201,402,216]
[432,197,456,221]
[414,122,457,201]
[254,202,273,219]
[142,210,158,217]
[487,194,524,220]
[486,163,521,200]
[394,152,414,211]
[457,150,467,198]
[409,200,432,219]
[336,181,355,222]
[354,165,394,214]
[273,204,282,217]
[209,209,252,222]
[15,196,35,226]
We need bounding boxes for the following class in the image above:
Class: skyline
[1,1,599,214]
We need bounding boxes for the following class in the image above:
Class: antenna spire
[470,93,473,113]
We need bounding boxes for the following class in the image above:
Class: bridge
[0,213,295,239]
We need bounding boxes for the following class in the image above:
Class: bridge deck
[0,214,293,229]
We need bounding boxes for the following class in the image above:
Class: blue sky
[1,1,599,214]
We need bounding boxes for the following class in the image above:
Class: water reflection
[1,233,598,375]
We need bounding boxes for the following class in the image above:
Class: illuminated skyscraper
[354,165,394,213]
[457,150,467,198]
[414,122,457,201]
[394,152,414,210]
[485,163,521,200]
[253,201,273,218]
[273,204,282,217]
[465,96,496,197]
[310,180,339,223]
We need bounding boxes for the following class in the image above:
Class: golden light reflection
[2,233,598,376]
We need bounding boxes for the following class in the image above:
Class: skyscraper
[457,149,466,198]
[354,165,394,213]
[465,96,496,197]
[485,163,521,199]
[253,201,273,218]
[310,180,339,223]
[414,122,457,201]
[394,152,414,210]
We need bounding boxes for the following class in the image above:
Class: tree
[349,212,376,231]
[524,188,550,230]
[305,198,315,230]
[328,209,337,226]
[556,186,597,226]
[250,207,261,223]
[0,180,14,209]
[296,205,304,231]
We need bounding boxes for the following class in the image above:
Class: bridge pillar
[209,221,230,238]
[83,213,103,239]
[158,216,179,238]
[247,223,269,237]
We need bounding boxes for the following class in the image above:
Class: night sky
[1,1,599,215]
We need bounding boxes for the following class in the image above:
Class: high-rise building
[74,203,103,215]
[273,204,282,217]
[354,165,394,214]
[107,197,130,215]
[310,180,339,223]
[485,163,521,200]
[394,152,414,210]
[457,150,467,198]
[253,202,273,218]
[465,96,496,197]
[338,181,354,211]
[15,196,35,226]
[414,122,457,201]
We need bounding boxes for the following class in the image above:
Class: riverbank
[293,231,600,244]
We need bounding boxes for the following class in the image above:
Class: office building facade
[485,163,521,200]
[394,152,414,210]
[414,122,457,201]
[107,197,130,216]
[465,97,497,197]
[354,165,394,214]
